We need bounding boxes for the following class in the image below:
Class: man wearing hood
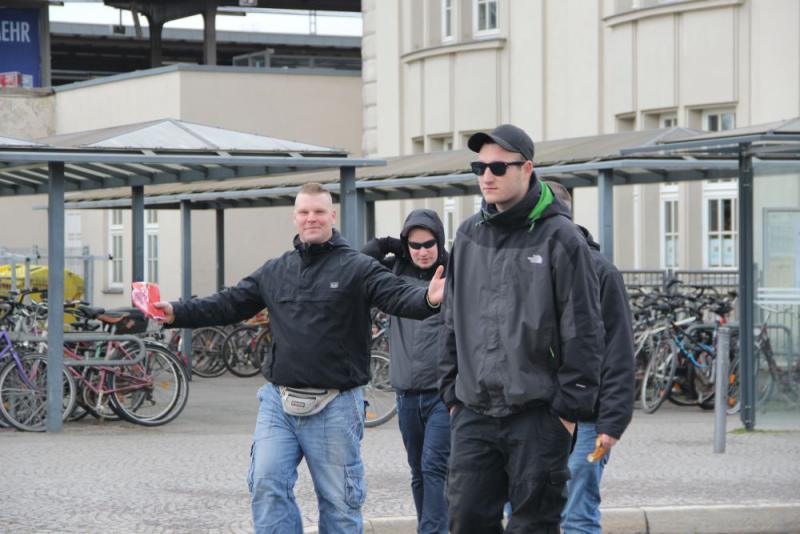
[362,209,450,534]
[155,183,445,534]
[439,124,604,533]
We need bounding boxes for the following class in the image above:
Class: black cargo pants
[446,403,572,534]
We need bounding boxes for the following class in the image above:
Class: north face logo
[330,282,339,288]
[527,254,543,264]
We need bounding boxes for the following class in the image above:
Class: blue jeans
[248,383,366,534]
[561,422,609,534]
[396,390,450,534]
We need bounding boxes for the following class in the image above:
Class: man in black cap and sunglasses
[439,124,604,533]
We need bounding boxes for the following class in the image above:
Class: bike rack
[9,332,147,367]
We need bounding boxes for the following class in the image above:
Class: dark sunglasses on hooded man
[407,239,437,250]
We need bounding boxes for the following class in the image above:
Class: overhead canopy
[58,127,754,209]
[0,119,383,197]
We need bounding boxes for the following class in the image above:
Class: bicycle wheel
[0,354,77,432]
[189,327,228,378]
[108,344,189,426]
[77,368,122,421]
[641,340,677,414]
[726,345,774,414]
[223,324,264,378]
[363,351,396,428]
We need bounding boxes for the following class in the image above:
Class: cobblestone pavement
[1,375,799,533]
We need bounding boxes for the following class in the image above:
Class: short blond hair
[296,182,333,202]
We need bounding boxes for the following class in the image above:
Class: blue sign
[0,8,41,87]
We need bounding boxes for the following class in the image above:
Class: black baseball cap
[467,124,535,162]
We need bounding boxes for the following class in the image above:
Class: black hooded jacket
[439,176,604,421]
[577,226,635,439]
[362,209,448,391]
[170,229,436,390]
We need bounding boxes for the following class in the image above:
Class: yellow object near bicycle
[0,264,85,301]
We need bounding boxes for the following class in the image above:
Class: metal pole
[738,144,756,431]
[366,201,376,241]
[132,186,145,282]
[339,166,366,249]
[598,169,615,262]
[181,200,193,379]
[215,208,225,291]
[10,260,17,292]
[714,326,731,453]
[203,0,218,66]
[82,246,93,305]
[24,256,31,291]
[46,162,65,433]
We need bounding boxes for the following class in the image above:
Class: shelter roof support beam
[203,0,218,66]
[181,200,193,379]
[132,186,145,282]
[339,166,365,249]
[46,162,66,433]
[216,208,225,291]
[598,169,614,261]
[738,144,755,431]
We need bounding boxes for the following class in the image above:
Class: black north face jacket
[578,226,635,439]
[439,177,604,422]
[362,209,449,391]
[171,229,436,390]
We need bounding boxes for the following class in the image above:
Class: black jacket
[439,176,604,421]
[171,229,436,390]
[362,209,448,391]
[578,226,635,439]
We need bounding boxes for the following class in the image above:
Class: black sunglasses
[470,160,526,176]
[408,239,437,250]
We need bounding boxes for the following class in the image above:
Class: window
[108,210,124,287]
[429,135,454,152]
[145,209,159,284]
[662,199,679,269]
[442,0,453,40]
[660,113,677,128]
[704,109,736,132]
[146,233,159,284]
[444,197,459,249]
[474,0,497,35]
[706,196,738,268]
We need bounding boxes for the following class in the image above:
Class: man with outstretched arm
[155,182,445,534]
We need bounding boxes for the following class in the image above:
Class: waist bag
[279,386,340,417]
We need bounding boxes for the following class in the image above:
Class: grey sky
[50,1,362,36]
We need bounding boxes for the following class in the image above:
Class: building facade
[362,0,800,271]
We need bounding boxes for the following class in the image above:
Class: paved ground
[1,374,799,533]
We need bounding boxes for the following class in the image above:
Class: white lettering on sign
[0,21,31,43]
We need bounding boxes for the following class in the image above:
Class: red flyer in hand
[131,281,166,320]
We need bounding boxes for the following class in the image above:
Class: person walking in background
[544,181,635,534]
[439,124,604,533]
[154,183,445,534]
[362,209,450,534]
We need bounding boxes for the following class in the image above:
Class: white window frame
[659,112,678,128]
[442,0,454,42]
[144,209,159,284]
[703,184,738,270]
[703,108,736,132]
[108,209,124,288]
[443,197,460,250]
[660,190,679,269]
[473,0,498,37]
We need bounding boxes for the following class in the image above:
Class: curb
[303,503,800,533]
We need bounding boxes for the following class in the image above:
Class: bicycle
[363,349,396,427]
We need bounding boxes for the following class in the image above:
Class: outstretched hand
[153,301,175,324]
[427,265,446,306]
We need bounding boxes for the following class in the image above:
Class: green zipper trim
[549,346,556,359]
[528,181,554,232]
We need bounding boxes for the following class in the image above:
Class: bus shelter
[0,118,384,432]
